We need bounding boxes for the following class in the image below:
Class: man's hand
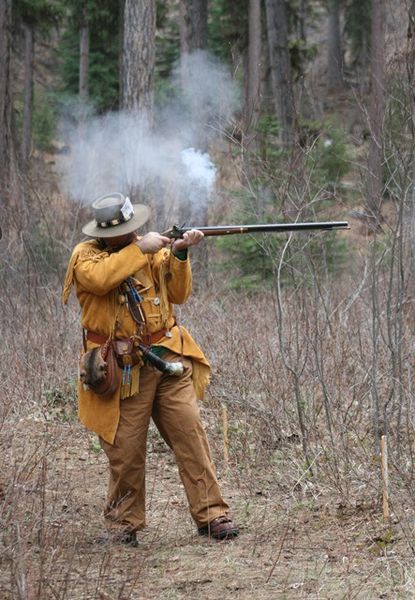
[171,229,204,253]
[137,232,171,254]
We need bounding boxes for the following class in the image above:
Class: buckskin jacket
[63,239,210,444]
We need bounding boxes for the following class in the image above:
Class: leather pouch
[112,339,143,368]
[79,339,120,396]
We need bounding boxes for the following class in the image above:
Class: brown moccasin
[198,516,239,540]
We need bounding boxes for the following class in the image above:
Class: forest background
[1,0,415,598]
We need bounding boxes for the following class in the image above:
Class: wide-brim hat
[82,193,151,238]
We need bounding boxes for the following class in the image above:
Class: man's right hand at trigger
[136,232,171,254]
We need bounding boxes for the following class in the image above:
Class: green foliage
[13,0,63,31]
[63,0,116,27]
[156,30,180,81]
[286,0,320,38]
[344,0,372,65]
[155,78,180,111]
[44,380,77,422]
[254,114,284,163]
[215,118,350,290]
[13,86,56,152]
[90,436,103,454]
[208,0,318,77]
[155,5,180,87]
[304,122,352,188]
[286,0,320,79]
[368,528,396,555]
[216,233,281,290]
[57,0,119,112]
[33,89,56,151]
[215,188,285,290]
[289,38,318,80]
[209,0,248,62]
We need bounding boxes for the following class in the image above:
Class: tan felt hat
[82,192,151,238]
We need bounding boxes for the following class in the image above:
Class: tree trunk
[178,0,210,271]
[298,0,307,43]
[264,0,296,149]
[366,0,385,221]
[121,0,156,118]
[179,0,209,148]
[405,1,415,280]
[327,0,343,89]
[180,0,208,54]
[244,0,262,128]
[79,5,89,103]
[0,0,14,189]
[22,24,34,168]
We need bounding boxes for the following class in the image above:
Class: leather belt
[86,329,170,346]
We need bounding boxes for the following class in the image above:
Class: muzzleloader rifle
[163,221,349,239]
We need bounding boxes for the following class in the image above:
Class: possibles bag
[112,338,143,368]
[79,339,120,396]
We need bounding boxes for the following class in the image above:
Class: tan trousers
[100,352,229,532]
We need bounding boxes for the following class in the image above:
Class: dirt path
[1,417,414,599]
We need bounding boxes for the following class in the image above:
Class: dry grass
[1,187,415,599]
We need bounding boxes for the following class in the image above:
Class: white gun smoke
[57,51,239,226]
[180,148,216,189]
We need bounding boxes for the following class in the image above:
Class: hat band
[95,196,135,229]
[97,212,133,229]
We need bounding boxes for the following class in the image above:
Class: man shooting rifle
[63,192,348,546]
[63,192,238,546]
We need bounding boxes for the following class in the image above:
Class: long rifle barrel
[164,221,349,239]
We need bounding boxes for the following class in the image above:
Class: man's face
[104,231,137,249]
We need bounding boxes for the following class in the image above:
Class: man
[63,192,238,545]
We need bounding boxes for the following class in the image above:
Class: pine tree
[366,0,385,221]
[209,0,249,64]
[0,0,14,190]
[14,0,62,167]
[327,0,343,88]
[121,0,156,117]
[180,0,208,54]
[344,0,371,70]
[245,0,262,128]
[58,0,119,113]
[265,0,296,148]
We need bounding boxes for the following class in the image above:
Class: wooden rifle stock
[163,221,350,239]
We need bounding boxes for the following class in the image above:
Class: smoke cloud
[57,51,240,226]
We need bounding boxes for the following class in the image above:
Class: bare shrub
[2,173,415,597]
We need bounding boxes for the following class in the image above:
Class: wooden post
[380,434,390,521]
[222,404,229,464]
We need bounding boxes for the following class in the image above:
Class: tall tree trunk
[121,0,156,118]
[264,0,296,149]
[366,0,385,221]
[327,0,343,89]
[178,1,210,281]
[180,0,208,54]
[0,0,14,189]
[298,0,307,43]
[79,5,89,103]
[244,0,262,129]
[22,24,34,168]
[179,0,209,148]
[178,0,210,277]
[405,1,415,280]
[118,0,124,104]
